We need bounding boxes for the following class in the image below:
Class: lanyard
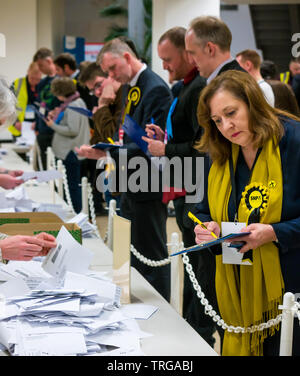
[229,147,262,222]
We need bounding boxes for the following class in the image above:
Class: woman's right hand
[194,221,221,244]
[0,174,24,189]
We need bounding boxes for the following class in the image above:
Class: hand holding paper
[0,233,56,261]
[0,174,24,189]
[42,226,94,278]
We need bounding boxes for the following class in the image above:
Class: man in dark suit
[94,38,173,301]
[185,16,244,83]
[142,27,218,345]
[183,16,245,350]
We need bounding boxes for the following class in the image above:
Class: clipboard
[32,106,46,121]
[170,232,251,256]
[92,143,122,150]
[67,106,93,118]
[122,114,149,154]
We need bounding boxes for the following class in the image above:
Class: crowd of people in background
[1,15,300,357]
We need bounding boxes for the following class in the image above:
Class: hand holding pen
[144,123,165,142]
[188,211,221,244]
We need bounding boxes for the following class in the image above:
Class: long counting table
[0,143,218,356]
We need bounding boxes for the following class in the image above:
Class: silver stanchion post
[81,176,89,215]
[107,199,117,251]
[170,232,182,314]
[279,292,296,356]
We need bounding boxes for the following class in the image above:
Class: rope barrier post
[81,177,89,215]
[107,199,117,250]
[87,182,101,239]
[279,292,296,356]
[46,147,53,171]
[46,147,56,204]
[56,160,64,198]
[170,232,182,314]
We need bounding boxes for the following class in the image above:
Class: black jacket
[110,67,173,201]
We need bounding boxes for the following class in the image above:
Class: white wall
[0,0,38,84]
[37,0,65,55]
[0,0,65,85]
[221,5,258,57]
[152,0,220,83]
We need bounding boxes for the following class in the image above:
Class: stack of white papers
[67,213,97,238]
[0,185,69,217]
[0,227,156,356]
[2,186,35,212]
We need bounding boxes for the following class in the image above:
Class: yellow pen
[188,211,218,239]
[107,137,115,145]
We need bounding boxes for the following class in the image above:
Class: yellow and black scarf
[208,138,285,356]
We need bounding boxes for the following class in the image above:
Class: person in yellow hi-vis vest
[279,57,300,85]
[9,62,42,136]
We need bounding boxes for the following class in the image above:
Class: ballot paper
[0,227,157,356]
[35,203,68,221]
[42,226,94,278]
[67,213,97,238]
[1,187,34,212]
[15,122,36,146]
[19,170,62,183]
[120,303,158,320]
[5,185,28,200]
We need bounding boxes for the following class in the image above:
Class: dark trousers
[81,159,105,214]
[37,133,53,171]
[174,196,224,348]
[64,151,82,214]
[120,193,170,302]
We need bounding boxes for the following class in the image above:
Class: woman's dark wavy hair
[195,70,300,165]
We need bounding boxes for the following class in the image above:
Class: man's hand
[8,170,23,178]
[145,124,165,142]
[142,137,166,156]
[14,121,22,131]
[75,145,106,160]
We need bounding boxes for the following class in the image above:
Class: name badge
[25,106,35,120]
[39,105,46,116]
[221,221,252,265]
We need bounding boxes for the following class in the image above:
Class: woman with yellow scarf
[193,70,300,356]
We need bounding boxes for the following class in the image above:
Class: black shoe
[168,207,176,217]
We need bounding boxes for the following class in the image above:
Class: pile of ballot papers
[0,226,157,356]
[67,213,97,238]
[0,183,67,215]
[0,184,98,238]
